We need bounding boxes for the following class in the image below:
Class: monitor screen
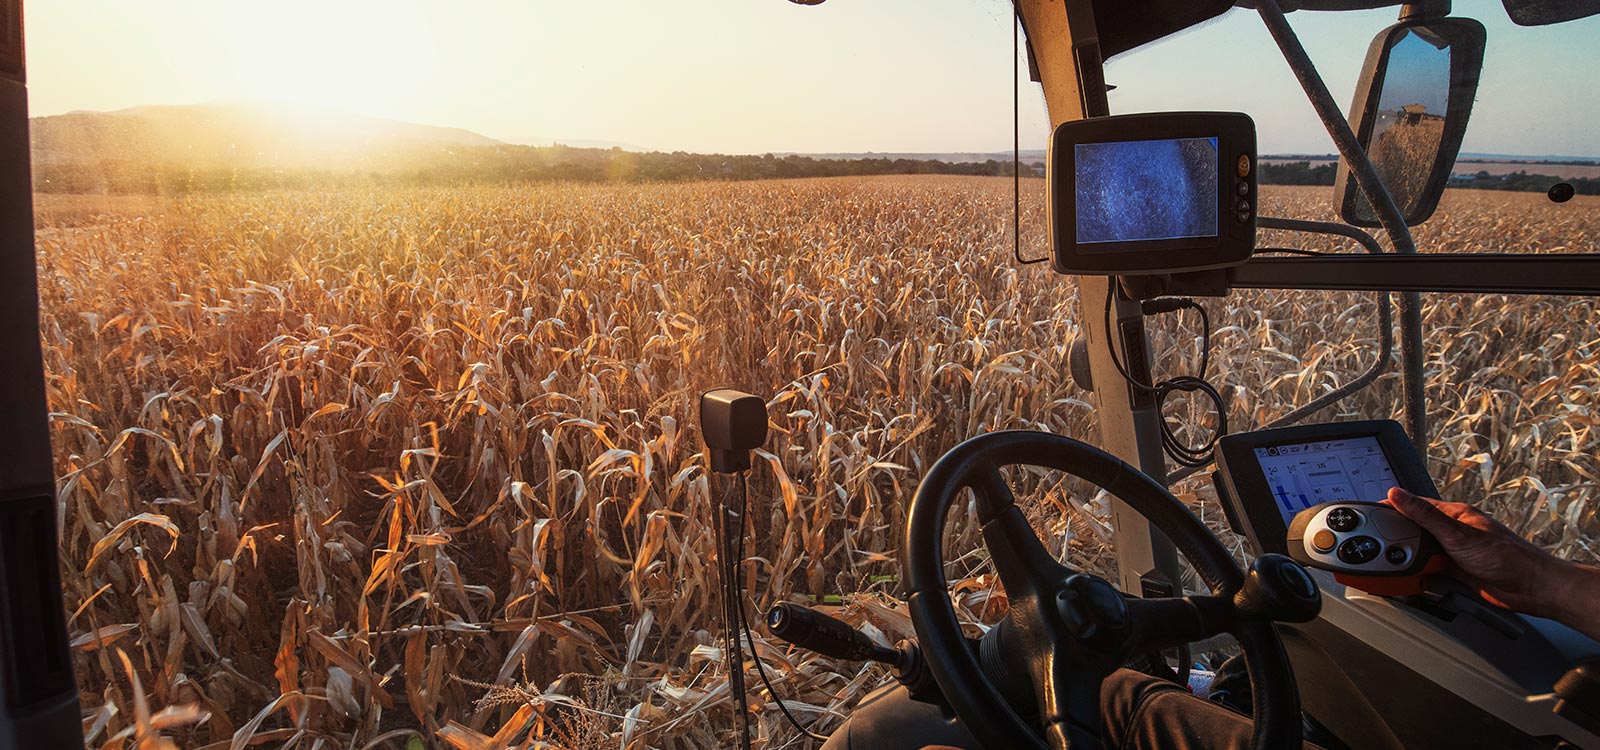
[1253,436,1399,523]
[1075,136,1219,245]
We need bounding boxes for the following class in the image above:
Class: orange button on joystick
[1311,529,1338,553]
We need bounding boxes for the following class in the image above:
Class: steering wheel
[905,431,1320,749]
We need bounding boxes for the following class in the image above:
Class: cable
[1103,288,1228,468]
[1163,221,1396,488]
[1252,247,1329,257]
[1012,4,1047,266]
[1254,0,1427,450]
[724,471,829,743]
[733,472,830,743]
[737,599,829,743]
[714,479,754,750]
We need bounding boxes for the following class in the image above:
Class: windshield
[1101,5,1599,561]
[24,2,1599,748]
[1107,6,1599,240]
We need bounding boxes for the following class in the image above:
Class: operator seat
[819,684,980,750]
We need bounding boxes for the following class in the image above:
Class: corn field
[33,177,1600,749]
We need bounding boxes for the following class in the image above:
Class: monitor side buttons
[1235,155,1253,223]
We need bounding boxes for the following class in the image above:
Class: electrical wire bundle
[713,473,827,748]
[1103,289,1228,468]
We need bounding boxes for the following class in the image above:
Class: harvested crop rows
[34,177,1600,748]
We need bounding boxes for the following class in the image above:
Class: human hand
[1383,487,1572,619]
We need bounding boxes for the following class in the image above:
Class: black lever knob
[1234,553,1322,623]
[1055,573,1132,647]
[766,603,900,665]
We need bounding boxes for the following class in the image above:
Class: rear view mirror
[1502,0,1600,25]
[1336,18,1484,228]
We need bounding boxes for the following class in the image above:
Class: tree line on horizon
[29,146,1598,197]
[1258,159,1599,196]
[31,145,1047,195]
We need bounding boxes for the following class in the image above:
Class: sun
[219,2,441,114]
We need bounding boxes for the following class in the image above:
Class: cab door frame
[0,0,84,746]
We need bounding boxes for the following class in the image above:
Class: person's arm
[1543,558,1600,642]
[1386,487,1600,642]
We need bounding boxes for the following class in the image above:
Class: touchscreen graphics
[1254,436,1398,522]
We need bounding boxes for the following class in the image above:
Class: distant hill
[789,149,1047,164]
[37,103,1588,196]
[1458,152,1599,164]
[30,103,506,172]
[28,104,1038,194]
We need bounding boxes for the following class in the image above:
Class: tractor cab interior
[767,1,1600,748]
[2,1,1600,749]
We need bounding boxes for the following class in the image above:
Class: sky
[1373,30,1451,117]
[21,0,1600,157]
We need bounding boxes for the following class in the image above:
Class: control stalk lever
[767,603,900,665]
[767,603,941,701]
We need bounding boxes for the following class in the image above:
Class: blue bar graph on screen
[1274,484,1313,515]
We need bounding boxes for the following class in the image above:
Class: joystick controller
[1287,501,1446,596]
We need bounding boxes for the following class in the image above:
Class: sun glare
[220,2,441,114]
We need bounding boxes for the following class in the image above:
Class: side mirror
[1335,18,1484,228]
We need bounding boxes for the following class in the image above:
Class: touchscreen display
[1254,436,1398,522]
[1075,136,1219,244]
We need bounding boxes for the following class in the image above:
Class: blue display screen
[1075,137,1219,245]
[1254,437,1398,523]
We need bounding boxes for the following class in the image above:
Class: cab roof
[1098,0,1405,58]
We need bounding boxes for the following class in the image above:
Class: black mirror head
[699,389,768,473]
[1335,16,1485,229]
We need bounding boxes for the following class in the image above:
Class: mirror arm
[1400,1,1452,21]
[1163,219,1397,490]
[1257,216,1383,255]
[1253,0,1429,449]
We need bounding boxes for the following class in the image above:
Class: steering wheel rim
[905,430,1303,750]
